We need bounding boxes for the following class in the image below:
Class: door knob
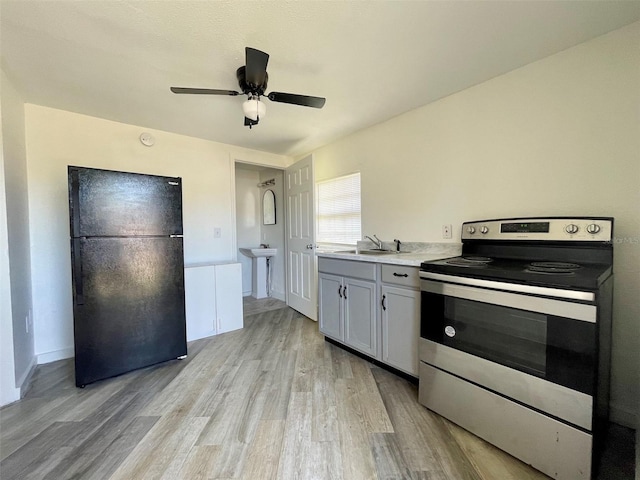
[306,244,314,249]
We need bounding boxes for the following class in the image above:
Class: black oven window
[444,298,548,377]
[421,292,596,394]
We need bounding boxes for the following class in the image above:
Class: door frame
[230,158,288,300]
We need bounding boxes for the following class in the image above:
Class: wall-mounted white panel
[214,263,243,334]
[184,265,216,342]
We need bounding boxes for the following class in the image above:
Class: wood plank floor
[0,302,634,480]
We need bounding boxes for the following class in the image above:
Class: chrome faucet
[365,234,383,249]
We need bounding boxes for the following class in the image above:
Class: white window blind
[316,173,361,246]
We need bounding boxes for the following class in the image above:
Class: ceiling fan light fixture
[242,97,266,121]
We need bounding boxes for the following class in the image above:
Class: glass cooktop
[421,256,612,290]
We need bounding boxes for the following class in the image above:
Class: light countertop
[316,242,461,267]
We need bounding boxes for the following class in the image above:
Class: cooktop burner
[446,256,493,267]
[527,262,581,275]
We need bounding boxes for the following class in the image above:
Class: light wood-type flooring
[0,301,634,480]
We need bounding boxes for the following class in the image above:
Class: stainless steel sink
[332,249,401,255]
[358,249,396,255]
[336,249,396,255]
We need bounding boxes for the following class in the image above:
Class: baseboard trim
[271,291,285,301]
[610,402,638,429]
[1,386,20,407]
[243,291,285,301]
[37,347,74,365]
[17,357,37,398]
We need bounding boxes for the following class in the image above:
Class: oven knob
[565,224,579,235]
[467,226,476,234]
[586,224,601,234]
[480,226,489,234]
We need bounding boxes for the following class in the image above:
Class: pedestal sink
[239,248,277,299]
[239,248,277,258]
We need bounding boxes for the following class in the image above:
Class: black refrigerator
[68,166,187,387]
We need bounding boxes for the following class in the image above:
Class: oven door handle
[420,279,596,323]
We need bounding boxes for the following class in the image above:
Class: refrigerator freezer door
[72,236,187,386]
[69,166,183,237]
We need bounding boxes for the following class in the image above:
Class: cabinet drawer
[381,264,419,288]
[318,257,377,281]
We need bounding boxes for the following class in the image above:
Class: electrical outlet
[442,224,453,239]
[214,227,222,238]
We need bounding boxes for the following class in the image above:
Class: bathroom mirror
[263,189,276,225]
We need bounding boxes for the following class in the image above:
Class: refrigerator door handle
[73,238,85,305]
[70,168,81,234]
[170,234,183,238]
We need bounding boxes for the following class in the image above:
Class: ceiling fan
[171,47,326,129]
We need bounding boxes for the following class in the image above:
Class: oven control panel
[462,217,613,241]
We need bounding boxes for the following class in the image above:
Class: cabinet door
[344,278,377,357]
[381,285,420,375]
[319,273,343,340]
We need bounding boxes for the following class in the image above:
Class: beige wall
[235,166,262,294]
[1,67,35,403]
[24,105,290,363]
[312,22,640,426]
[0,105,20,406]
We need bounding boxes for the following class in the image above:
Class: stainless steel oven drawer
[419,362,592,480]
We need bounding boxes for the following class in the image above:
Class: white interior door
[285,155,317,320]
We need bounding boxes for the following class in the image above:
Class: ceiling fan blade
[170,87,240,96]
[267,92,326,108]
[245,47,269,87]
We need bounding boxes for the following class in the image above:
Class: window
[316,173,361,247]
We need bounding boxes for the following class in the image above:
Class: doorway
[234,162,285,301]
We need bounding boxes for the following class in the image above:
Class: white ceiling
[2,1,639,157]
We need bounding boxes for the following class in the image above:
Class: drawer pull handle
[393,273,409,277]
[382,294,386,311]
[338,285,343,298]
[343,285,347,299]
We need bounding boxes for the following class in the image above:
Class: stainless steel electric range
[418,217,613,480]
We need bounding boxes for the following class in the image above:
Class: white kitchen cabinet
[344,277,377,356]
[318,256,421,378]
[380,264,420,376]
[184,262,243,341]
[318,258,378,357]
[318,273,343,340]
[381,284,420,375]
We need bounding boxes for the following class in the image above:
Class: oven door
[420,277,597,396]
